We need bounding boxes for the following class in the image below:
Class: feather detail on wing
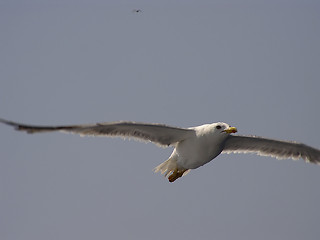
[0,118,194,146]
[222,135,320,164]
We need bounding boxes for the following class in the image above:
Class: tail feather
[153,157,190,178]
[153,158,177,177]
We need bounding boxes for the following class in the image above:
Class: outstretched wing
[0,118,194,146]
[222,135,320,164]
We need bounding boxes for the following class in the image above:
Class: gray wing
[222,135,320,164]
[0,118,194,146]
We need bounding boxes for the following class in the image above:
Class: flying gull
[1,118,319,182]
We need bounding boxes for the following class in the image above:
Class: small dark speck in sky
[132,9,142,13]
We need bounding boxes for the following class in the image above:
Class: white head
[191,122,237,139]
[212,122,237,134]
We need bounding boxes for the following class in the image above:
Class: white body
[174,124,227,169]
[154,123,232,178]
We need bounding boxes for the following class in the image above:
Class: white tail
[153,156,190,178]
[153,157,177,177]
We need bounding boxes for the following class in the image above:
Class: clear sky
[1,1,320,240]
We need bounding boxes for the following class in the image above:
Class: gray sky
[1,1,320,240]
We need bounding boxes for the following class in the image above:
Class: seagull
[1,118,319,182]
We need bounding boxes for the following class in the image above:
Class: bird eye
[216,125,222,129]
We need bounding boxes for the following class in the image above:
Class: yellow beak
[223,127,237,134]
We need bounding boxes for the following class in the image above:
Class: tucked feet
[168,169,188,182]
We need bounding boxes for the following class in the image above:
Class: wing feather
[222,135,320,164]
[0,118,194,146]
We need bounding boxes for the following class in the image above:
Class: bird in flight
[1,118,319,182]
[132,9,142,13]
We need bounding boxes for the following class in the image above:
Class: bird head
[213,122,237,134]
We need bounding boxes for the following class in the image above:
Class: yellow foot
[168,169,188,182]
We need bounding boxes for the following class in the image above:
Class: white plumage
[1,118,319,182]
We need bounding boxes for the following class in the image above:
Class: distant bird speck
[132,9,142,13]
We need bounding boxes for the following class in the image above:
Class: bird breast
[175,134,224,169]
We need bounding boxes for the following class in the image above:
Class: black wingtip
[0,118,17,127]
[0,118,35,133]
